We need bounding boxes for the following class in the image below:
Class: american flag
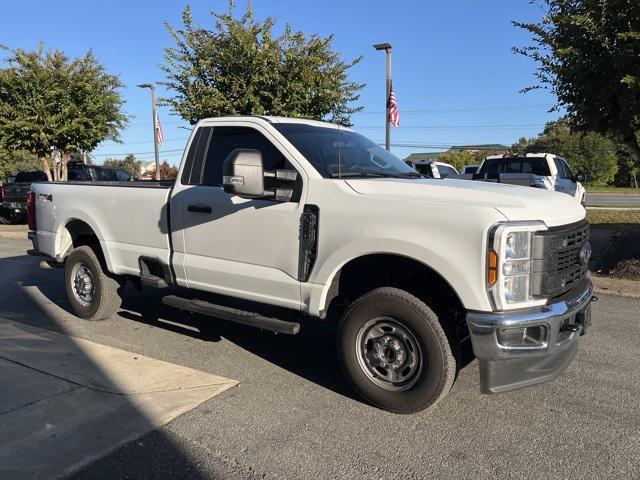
[155,112,164,145]
[388,81,399,127]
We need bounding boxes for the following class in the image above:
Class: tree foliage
[0,44,127,181]
[511,119,618,185]
[514,0,640,156]
[159,160,178,180]
[436,150,477,171]
[103,154,143,178]
[161,3,364,126]
[0,148,40,181]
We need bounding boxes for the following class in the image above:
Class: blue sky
[3,0,560,165]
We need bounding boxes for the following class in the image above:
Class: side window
[561,159,573,179]
[415,164,433,177]
[116,169,131,181]
[181,127,212,185]
[480,160,504,174]
[553,158,569,179]
[201,126,289,187]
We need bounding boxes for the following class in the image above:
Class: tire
[0,214,10,225]
[64,245,122,321]
[337,287,456,414]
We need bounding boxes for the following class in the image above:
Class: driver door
[170,123,306,310]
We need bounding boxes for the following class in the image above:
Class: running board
[161,295,300,335]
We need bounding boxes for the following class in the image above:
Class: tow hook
[590,295,598,302]
[560,324,581,334]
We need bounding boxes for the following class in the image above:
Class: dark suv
[0,165,133,223]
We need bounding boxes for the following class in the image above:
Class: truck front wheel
[337,287,456,414]
[64,245,122,321]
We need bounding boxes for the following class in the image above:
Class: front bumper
[466,278,594,394]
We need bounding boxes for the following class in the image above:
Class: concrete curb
[591,275,640,299]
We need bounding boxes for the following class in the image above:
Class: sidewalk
[0,318,237,480]
[0,224,28,239]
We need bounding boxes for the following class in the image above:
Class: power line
[358,123,545,130]
[91,148,184,157]
[99,136,189,146]
[353,103,556,115]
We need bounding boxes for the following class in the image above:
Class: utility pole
[373,43,393,151]
[137,83,160,181]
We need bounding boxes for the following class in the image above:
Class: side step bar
[162,295,300,335]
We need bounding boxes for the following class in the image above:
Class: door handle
[187,204,212,214]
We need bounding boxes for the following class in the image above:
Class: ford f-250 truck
[28,116,595,413]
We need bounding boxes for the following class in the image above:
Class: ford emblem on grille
[579,240,592,267]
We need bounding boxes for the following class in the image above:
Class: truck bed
[32,181,174,276]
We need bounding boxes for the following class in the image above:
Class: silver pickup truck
[27,116,595,413]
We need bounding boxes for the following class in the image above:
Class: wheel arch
[55,217,113,271]
[313,251,469,346]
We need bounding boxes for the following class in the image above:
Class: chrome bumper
[466,278,594,394]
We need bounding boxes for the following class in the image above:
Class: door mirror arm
[222,149,297,201]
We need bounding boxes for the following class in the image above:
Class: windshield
[273,123,417,178]
[478,157,551,176]
[15,171,48,182]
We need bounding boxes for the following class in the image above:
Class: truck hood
[345,178,586,227]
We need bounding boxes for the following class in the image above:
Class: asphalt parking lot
[1,233,639,480]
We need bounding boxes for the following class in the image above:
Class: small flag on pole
[388,81,399,127]
[155,112,164,145]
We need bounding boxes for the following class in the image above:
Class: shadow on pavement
[0,253,220,480]
[7,250,476,415]
[117,285,359,402]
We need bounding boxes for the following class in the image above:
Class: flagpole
[373,43,393,151]
[137,83,161,181]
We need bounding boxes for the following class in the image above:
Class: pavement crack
[0,384,79,416]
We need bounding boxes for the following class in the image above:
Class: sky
[2,0,561,165]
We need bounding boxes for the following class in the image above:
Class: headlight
[487,221,548,310]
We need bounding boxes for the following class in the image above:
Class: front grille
[531,220,590,298]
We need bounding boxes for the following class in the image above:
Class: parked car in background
[461,164,478,174]
[67,162,134,182]
[29,116,594,414]
[0,164,134,224]
[405,159,459,178]
[451,153,586,205]
[0,170,48,223]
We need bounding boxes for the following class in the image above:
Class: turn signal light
[488,250,498,286]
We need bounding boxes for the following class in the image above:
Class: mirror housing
[222,149,265,199]
[575,172,586,183]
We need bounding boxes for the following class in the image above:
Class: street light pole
[373,43,392,151]
[137,83,160,181]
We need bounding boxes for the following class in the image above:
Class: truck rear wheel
[337,287,456,414]
[64,245,122,321]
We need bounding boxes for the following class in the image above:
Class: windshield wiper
[395,172,424,178]
[330,171,401,178]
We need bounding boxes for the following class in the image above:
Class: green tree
[436,150,477,172]
[161,3,364,126]
[0,148,40,181]
[103,153,143,178]
[514,0,640,159]
[0,45,127,181]
[511,120,618,186]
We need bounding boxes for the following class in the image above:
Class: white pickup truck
[457,153,587,205]
[28,116,595,413]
